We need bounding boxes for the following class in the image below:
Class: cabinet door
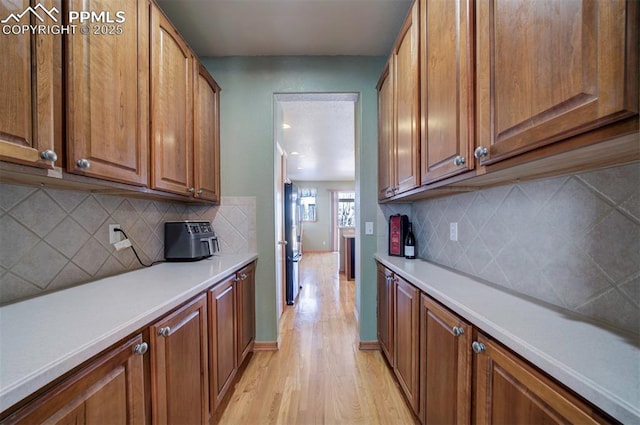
[7,334,145,424]
[237,263,256,366]
[473,333,609,424]
[194,62,222,203]
[476,0,639,166]
[209,275,237,410]
[377,58,395,200]
[150,4,194,195]
[0,0,61,169]
[420,294,471,425]
[150,294,209,425]
[66,0,148,185]
[392,1,420,195]
[376,264,394,365]
[420,0,474,184]
[394,275,420,413]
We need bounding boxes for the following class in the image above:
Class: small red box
[388,214,409,256]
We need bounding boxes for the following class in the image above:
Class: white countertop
[0,253,257,413]
[375,254,640,424]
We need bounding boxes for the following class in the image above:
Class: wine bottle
[404,222,416,259]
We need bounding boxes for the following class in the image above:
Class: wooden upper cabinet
[377,58,395,200]
[476,0,639,166]
[420,294,471,425]
[150,3,194,196]
[393,0,420,194]
[194,62,222,203]
[394,274,420,414]
[150,294,209,425]
[5,334,146,424]
[376,263,394,365]
[420,0,474,184]
[66,0,149,185]
[473,332,610,424]
[0,0,61,169]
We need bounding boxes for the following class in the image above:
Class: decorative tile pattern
[0,184,257,305]
[410,162,640,335]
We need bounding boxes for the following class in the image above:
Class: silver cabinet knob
[240,273,248,280]
[278,240,288,245]
[472,341,486,354]
[133,342,148,355]
[197,189,204,195]
[473,146,489,159]
[40,150,57,162]
[453,155,466,166]
[76,159,91,169]
[452,326,464,336]
[188,187,195,194]
[158,326,171,337]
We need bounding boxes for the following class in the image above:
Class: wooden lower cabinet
[394,275,420,413]
[150,294,209,425]
[420,294,471,424]
[236,262,256,366]
[4,334,146,424]
[209,275,238,411]
[473,332,611,425]
[376,263,394,365]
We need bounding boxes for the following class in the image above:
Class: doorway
[273,93,358,311]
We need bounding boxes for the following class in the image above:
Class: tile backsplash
[0,184,256,305]
[380,162,640,336]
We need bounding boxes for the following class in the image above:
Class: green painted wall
[201,56,384,343]
[293,180,355,252]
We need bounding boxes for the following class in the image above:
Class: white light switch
[450,222,458,241]
[365,221,374,235]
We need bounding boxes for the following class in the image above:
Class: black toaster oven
[164,221,219,261]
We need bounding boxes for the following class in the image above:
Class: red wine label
[404,246,414,257]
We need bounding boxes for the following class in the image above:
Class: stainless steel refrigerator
[284,182,302,305]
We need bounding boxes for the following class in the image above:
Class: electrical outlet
[109,224,122,244]
[365,221,374,235]
[450,222,458,241]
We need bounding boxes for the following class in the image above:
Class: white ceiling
[155,0,412,181]
[277,94,357,181]
[155,0,412,57]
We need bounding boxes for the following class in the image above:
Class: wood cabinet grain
[150,3,194,196]
[0,0,61,170]
[475,0,639,166]
[376,263,394,365]
[150,294,209,425]
[209,275,237,411]
[4,334,145,425]
[194,62,222,203]
[420,294,471,424]
[377,59,395,200]
[66,0,149,185]
[473,332,610,424]
[236,262,256,366]
[394,274,420,414]
[420,0,474,184]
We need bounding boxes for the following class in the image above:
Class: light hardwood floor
[215,252,418,424]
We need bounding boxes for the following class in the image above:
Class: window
[300,187,317,222]
[337,192,355,228]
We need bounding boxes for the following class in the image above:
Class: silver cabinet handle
[473,146,488,159]
[197,189,204,195]
[76,159,91,169]
[452,326,464,337]
[278,240,288,245]
[472,341,486,354]
[158,327,171,337]
[453,155,466,166]
[133,342,148,355]
[40,150,57,162]
[240,273,248,280]
[188,187,195,193]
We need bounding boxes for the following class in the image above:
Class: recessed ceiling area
[276,93,357,182]
[155,0,412,57]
